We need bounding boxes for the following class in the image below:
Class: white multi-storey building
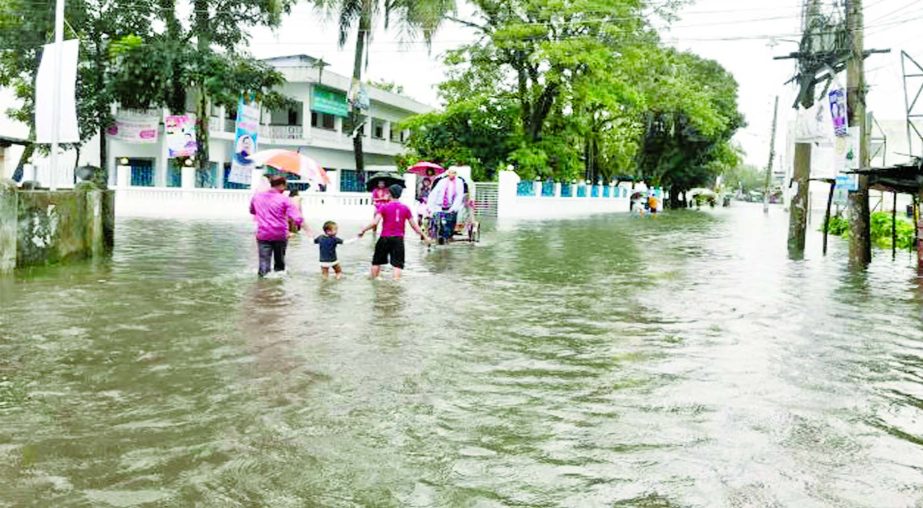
[5,54,430,196]
[105,54,431,194]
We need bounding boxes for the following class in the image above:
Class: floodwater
[1,204,923,507]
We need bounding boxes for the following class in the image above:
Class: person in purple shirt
[358,184,430,280]
[249,175,307,277]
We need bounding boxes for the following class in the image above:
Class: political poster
[165,114,197,158]
[228,99,260,186]
[828,88,848,137]
[106,112,159,143]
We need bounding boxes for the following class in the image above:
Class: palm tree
[314,0,456,173]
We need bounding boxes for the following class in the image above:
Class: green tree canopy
[399,0,745,200]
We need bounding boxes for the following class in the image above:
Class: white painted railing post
[181,165,196,189]
[497,169,519,219]
[554,182,562,197]
[116,165,131,188]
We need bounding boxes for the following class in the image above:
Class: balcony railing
[260,125,304,140]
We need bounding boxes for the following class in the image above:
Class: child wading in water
[315,221,344,279]
[359,184,430,280]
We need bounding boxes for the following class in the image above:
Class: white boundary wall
[496,171,636,219]
[116,167,421,222]
[114,165,653,223]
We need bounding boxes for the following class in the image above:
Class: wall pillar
[181,166,196,189]
[402,173,418,206]
[302,100,313,141]
[554,183,562,197]
[497,170,520,219]
[0,180,17,273]
[116,165,131,188]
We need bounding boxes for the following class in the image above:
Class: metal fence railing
[473,182,499,218]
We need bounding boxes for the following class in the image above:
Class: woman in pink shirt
[249,175,307,277]
[370,180,390,236]
[359,184,429,280]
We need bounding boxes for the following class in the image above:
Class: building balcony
[260,125,304,141]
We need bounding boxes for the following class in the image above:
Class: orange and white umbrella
[249,149,331,185]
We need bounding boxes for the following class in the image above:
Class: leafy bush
[821,212,915,249]
[870,211,915,250]
[822,216,850,237]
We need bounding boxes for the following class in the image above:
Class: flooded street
[2,204,923,506]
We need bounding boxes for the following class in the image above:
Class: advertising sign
[836,173,859,192]
[828,88,848,137]
[107,112,159,143]
[312,86,349,117]
[165,114,197,158]
[349,79,370,110]
[228,99,260,186]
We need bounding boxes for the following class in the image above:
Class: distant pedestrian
[370,179,391,236]
[359,184,430,280]
[249,175,306,277]
[648,193,659,216]
[315,221,344,280]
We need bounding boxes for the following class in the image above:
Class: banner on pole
[165,114,197,158]
[35,40,80,144]
[828,88,848,137]
[107,112,159,143]
[228,99,260,186]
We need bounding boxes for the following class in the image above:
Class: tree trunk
[193,0,210,172]
[350,6,370,173]
[160,0,185,112]
[13,142,34,182]
[95,42,108,184]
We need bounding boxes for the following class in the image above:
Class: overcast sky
[3,0,921,168]
[248,0,923,167]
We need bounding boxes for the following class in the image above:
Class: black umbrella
[365,172,405,192]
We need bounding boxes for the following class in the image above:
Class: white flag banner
[35,39,80,144]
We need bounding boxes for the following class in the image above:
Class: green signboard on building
[312,86,348,117]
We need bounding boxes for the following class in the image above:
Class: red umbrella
[407,161,445,177]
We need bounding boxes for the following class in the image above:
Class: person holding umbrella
[366,172,405,236]
[406,162,445,232]
[250,175,308,277]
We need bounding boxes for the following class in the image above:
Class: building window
[372,118,386,139]
[196,163,218,188]
[288,108,299,126]
[127,158,154,187]
[167,160,183,188]
[340,169,367,193]
[311,111,336,130]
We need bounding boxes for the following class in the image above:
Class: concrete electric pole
[785,0,824,257]
[764,96,779,214]
[49,0,64,191]
[846,0,872,266]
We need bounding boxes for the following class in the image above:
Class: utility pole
[49,0,64,191]
[764,96,779,214]
[785,0,823,257]
[846,0,872,266]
